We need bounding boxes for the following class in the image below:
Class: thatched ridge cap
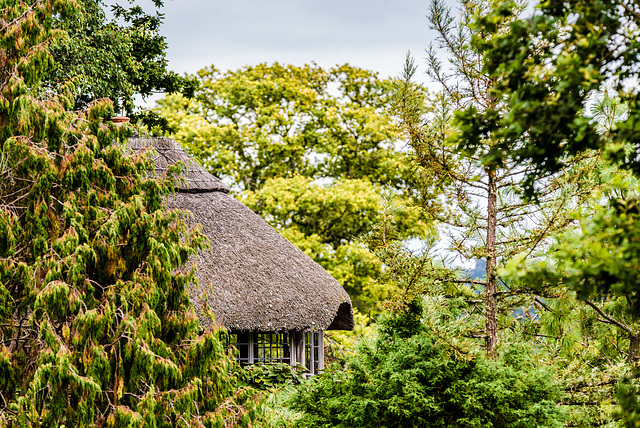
[129,137,230,194]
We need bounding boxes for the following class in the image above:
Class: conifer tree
[289,202,563,428]
[0,1,258,425]
[395,0,599,357]
[447,0,640,422]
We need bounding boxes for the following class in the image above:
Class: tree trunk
[628,298,639,364]
[629,333,640,364]
[485,168,498,358]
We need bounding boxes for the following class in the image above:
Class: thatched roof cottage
[129,137,354,374]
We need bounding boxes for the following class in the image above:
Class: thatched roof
[129,137,229,193]
[130,137,354,332]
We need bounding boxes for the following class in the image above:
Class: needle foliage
[0,1,259,426]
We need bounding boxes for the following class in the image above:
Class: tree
[155,63,429,313]
[457,0,640,193]
[0,1,258,425]
[45,0,196,126]
[156,63,411,192]
[394,0,598,357]
[452,0,640,423]
[287,202,564,427]
[463,0,640,304]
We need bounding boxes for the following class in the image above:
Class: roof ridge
[129,137,230,194]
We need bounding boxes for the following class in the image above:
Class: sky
[136,0,440,86]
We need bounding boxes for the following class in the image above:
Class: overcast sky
[138,0,439,83]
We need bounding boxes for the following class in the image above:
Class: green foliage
[155,63,410,192]
[156,63,430,313]
[243,363,307,391]
[394,0,600,358]
[252,386,303,428]
[291,306,564,428]
[614,375,640,428]
[0,1,260,425]
[505,179,640,306]
[458,0,640,193]
[451,0,640,421]
[45,0,196,124]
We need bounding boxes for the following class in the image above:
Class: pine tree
[0,1,258,425]
[395,0,599,357]
[449,0,640,423]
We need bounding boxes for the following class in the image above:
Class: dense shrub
[291,304,564,428]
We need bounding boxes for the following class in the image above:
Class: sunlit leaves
[156,63,426,314]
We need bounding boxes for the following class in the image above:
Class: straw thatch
[130,137,354,332]
[129,137,229,193]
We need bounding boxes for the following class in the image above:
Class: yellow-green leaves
[156,63,424,314]
[155,63,410,192]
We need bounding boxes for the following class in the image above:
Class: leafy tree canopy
[155,62,412,192]
[155,63,431,313]
[44,0,196,126]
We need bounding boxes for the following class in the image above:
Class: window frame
[226,330,324,375]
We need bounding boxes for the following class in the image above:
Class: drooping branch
[584,299,633,334]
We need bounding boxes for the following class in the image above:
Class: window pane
[226,332,250,365]
[314,332,320,372]
[304,332,312,372]
[254,332,290,364]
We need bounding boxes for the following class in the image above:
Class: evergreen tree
[0,1,258,425]
[452,0,640,424]
[292,322,564,428]
[394,0,598,357]
[456,0,640,191]
[291,212,563,427]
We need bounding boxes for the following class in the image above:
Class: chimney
[110,116,130,126]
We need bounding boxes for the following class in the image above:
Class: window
[254,332,291,364]
[226,331,324,375]
[305,331,323,375]
[225,332,251,365]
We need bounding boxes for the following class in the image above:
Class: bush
[291,305,564,428]
[244,363,307,390]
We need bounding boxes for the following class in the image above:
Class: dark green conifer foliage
[0,1,258,426]
[289,205,563,428]
[457,0,640,194]
[291,301,564,428]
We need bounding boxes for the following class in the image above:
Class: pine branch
[584,299,634,334]
[534,297,554,313]
[613,0,640,21]
[444,278,487,286]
